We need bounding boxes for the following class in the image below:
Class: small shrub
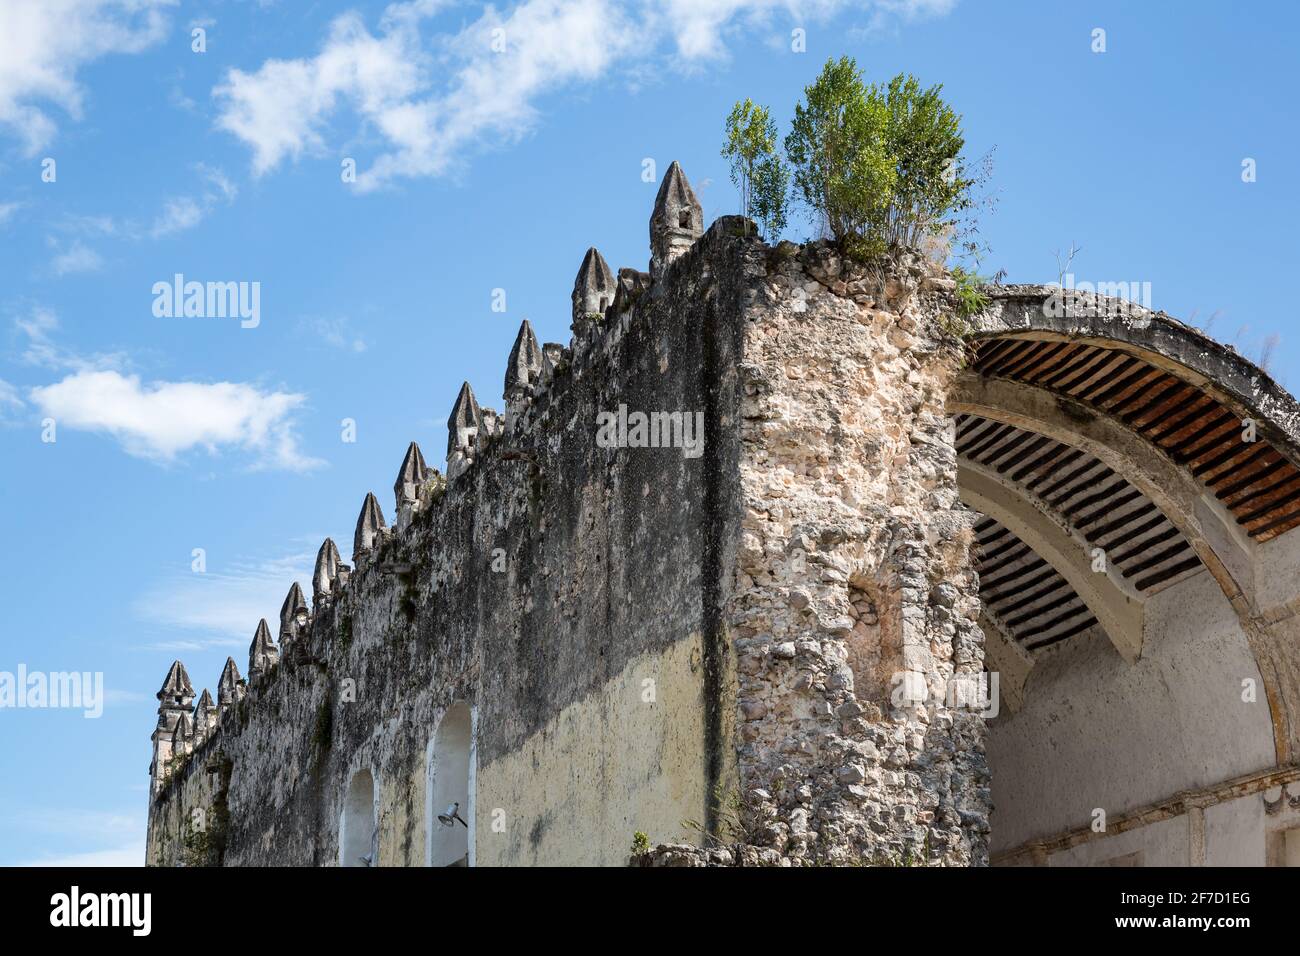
[950,265,990,317]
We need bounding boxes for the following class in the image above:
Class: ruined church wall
[147,222,755,866]
[725,243,992,865]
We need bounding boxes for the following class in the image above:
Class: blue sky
[0,0,1296,866]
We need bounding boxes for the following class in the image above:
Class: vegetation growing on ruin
[725,57,992,272]
[950,265,991,317]
[722,98,789,238]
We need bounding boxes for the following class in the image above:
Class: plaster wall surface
[988,567,1274,854]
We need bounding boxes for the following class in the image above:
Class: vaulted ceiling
[957,333,1300,658]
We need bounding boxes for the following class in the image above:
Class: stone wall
[723,243,990,866]
[148,217,757,867]
[147,209,994,867]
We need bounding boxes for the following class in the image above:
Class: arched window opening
[340,768,376,867]
[426,703,473,867]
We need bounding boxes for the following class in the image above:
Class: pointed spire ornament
[313,538,343,604]
[446,382,483,481]
[194,688,218,737]
[649,160,703,277]
[354,491,387,561]
[217,657,245,708]
[447,382,482,458]
[393,442,429,532]
[279,582,309,638]
[248,618,279,684]
[157,660,195,706]
[504,320,544,403]
[571,248,616,337]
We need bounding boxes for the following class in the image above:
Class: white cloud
[0,377,22,407]
[0,377,23,422]
[13,304,67,367]
[11,304,126,371]
[6,808,145,867]
[11,309,310,472]
[133,546,320,646]
[29,369,322,470]
[299,315,367,353]
[0,0,175,154]
[149,163,239,237]
[48,237,104,275]
[0,201,23,225]
[213,0,956,190]
[18,843,145,867]
[149,196,203,238]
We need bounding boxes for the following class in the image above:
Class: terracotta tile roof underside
[971,337,1300,542]
[973,516,1099,653]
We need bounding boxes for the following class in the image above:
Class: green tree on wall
[722,98,790,239]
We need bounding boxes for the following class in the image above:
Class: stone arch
[426,702,474,867]
[339,768,376,867]
[950,288,1300,865]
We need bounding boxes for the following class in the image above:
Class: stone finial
[447,382,483,481]
[248,618,279,684]
[571,248,616,338]
[151,661,197,792]
[279,582,309,639]
[354,492,387,561]
[157,660,195,707]
[448,382,482,456]
[313,538,343,605]
[649,161,703,278]
[217,657,245,709]
[171,710,195,755]
[504,320,544,405]
[393,443,429,532]
[194,688,218,737]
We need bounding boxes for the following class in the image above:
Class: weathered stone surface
[571,249,615,340]
[504,320,544,404]
[217,657,244,709]
[248,619,279,684]
[144,161,1300,869]
[649,161,702,278]
[352,493,386,562]
[312,538,343,605]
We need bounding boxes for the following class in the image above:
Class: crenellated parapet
[145,160,755,864]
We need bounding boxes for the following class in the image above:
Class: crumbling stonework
[725,243,990,866]
[146,163,994,867]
